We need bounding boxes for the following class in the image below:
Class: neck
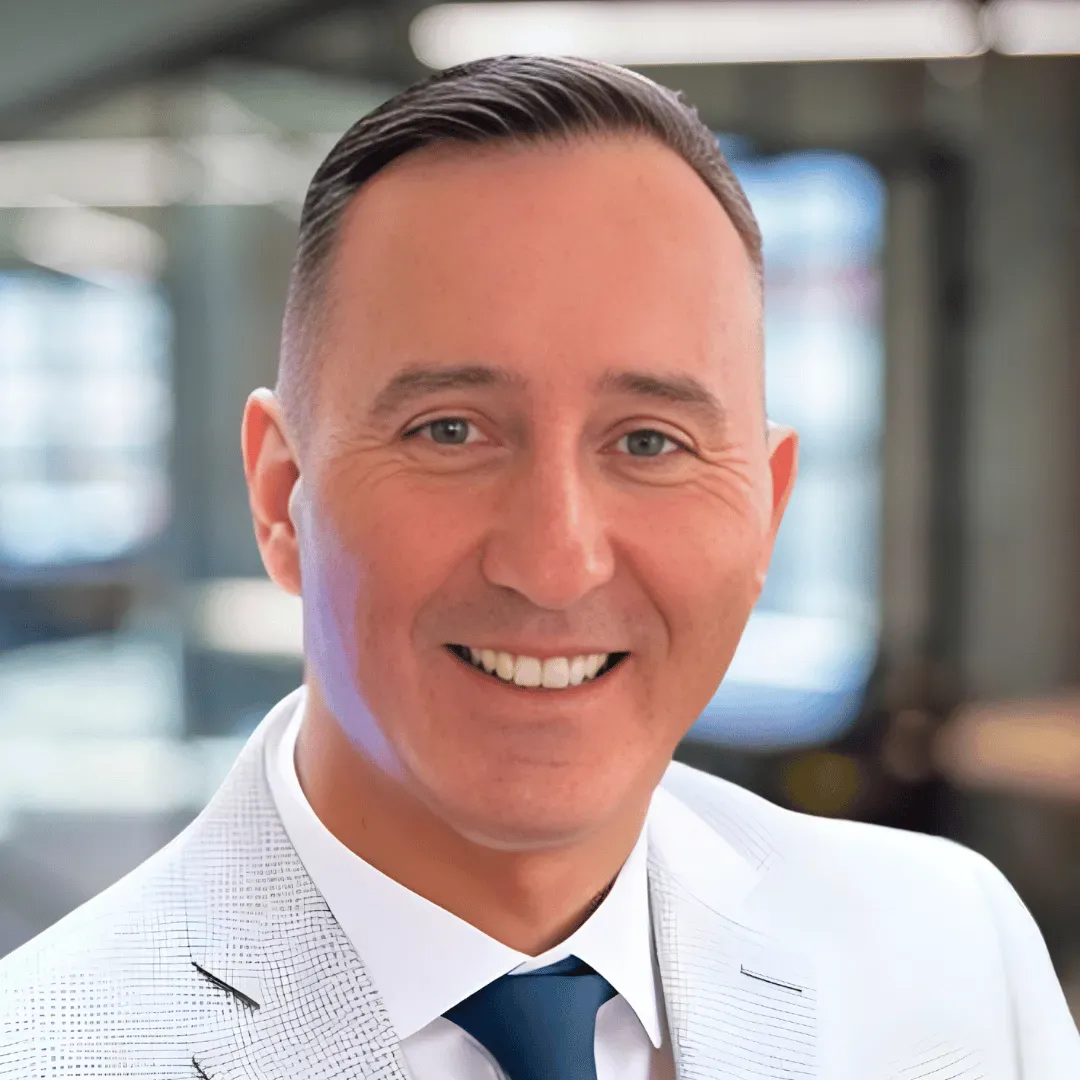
[294,686,648,955]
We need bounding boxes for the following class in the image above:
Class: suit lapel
[648,787,819,1080]
[179,697,820,1078]
[177,704,410,1079]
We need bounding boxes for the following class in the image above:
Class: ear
[241,389,302,596]
[754,421,799,588]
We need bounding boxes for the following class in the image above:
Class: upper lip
[447,643,629,659]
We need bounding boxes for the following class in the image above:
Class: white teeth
[513,656,542,687]
[541,657,570,689]
[458,646,615,689]
[569,656,587,686]
[495,651,515,681]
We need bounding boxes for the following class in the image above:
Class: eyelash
[401,418,692,458]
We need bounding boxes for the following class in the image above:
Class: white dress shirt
[264,692,675,1080]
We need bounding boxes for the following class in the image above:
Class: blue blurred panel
[0,273,171,569]
[693,611,877,750]
[690,149,885,750]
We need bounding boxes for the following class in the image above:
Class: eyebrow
[597,369,728,431]
[367,362,727,432]
[367,364,526,422]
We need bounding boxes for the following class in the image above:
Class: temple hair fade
[276,54,763,436]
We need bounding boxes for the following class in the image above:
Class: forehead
[316,135,760,413]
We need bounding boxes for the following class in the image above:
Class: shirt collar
[264,690,663,1048]
[509,818,662,1047]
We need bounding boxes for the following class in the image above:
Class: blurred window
[0,273,171,568]
[692,149,885,749]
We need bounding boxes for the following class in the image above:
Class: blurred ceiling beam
[0,0,413,139]
[227,6,429,89]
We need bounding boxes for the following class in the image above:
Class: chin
[411,758,646,853]
[445,810,609,853]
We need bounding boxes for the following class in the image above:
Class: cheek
[300,480,485,771]
[319,479,484,661]
[624,496,764,690]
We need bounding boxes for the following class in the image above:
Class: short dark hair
[277,54,762,435]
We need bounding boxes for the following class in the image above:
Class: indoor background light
[410,0,986,69]
[984,0,1080,55]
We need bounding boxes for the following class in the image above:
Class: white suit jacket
[1,702,1078,1079]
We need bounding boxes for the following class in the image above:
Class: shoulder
[660,762,1080,1066]
[0,834,196,983]
[0,713,278,989]
[0,827,205,1076]
[657,759,1020,921]
[657,764,1080,1067]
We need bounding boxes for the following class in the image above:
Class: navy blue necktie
[444,955,617,1080]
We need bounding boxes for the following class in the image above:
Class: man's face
[292,135,796,849]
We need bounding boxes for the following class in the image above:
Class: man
[0,55,1076,1080]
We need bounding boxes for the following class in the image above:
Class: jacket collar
[183,695,411,1080]
[647,783,820,1079]
[184,695,818,1079]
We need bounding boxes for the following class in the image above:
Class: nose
[481,448,616,610]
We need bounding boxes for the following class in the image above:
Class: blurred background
[0,0,1078,1014]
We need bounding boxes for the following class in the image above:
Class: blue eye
[618,430,685,457]
[403,420,687,457]
[429,418,471,444]
[406,418,477,445]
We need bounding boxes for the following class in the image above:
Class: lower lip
[441,645,629,695]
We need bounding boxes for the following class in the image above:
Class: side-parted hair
[276,54,762,435]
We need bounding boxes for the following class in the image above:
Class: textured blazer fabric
[1,689,1078,1078]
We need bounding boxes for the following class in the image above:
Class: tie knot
[444,956,617,1080]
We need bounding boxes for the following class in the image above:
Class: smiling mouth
[444,644,630,689]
